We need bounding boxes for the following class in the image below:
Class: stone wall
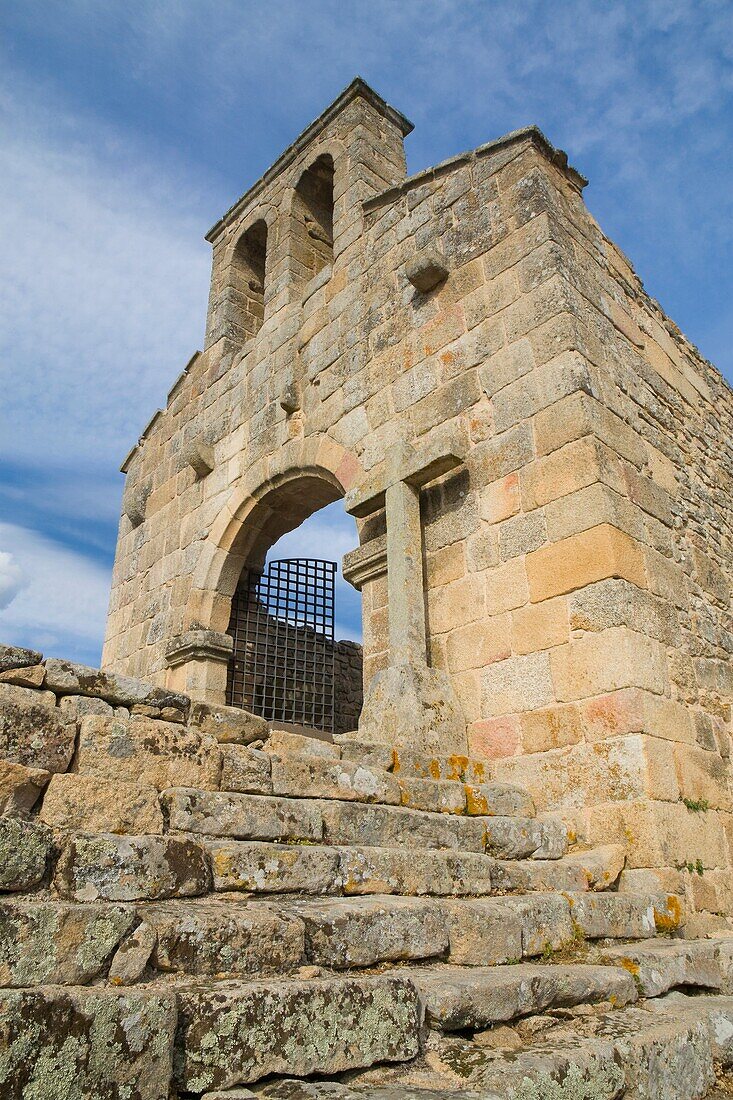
[102,79,733,914]
[333,640,363,734]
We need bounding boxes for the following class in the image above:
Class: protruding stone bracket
[404,249,449,293]
[181,439,215,479]
[280,382,302,416]
[164,630,233,705]
[342,535,387,591]
[165,630,233,669]
[122,485,150,529]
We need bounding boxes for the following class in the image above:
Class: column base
[358,663,467,754]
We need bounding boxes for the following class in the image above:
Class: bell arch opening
[223,476,362,736]
[291,154,334,293]
[229,218,269,343]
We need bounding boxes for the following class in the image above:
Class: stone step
[55,832,210,902]
[213,744,537,819]
[398,962,639,1031]
[341,993,733,1100]
[165,788,569,857]
[175,973,421,1093]
[594,935,733,996]
[491,842,626,893]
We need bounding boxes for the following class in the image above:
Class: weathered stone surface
[0,899,136,985]
[0,986,176,1098]
[0,759,49,814]
[398,777,466,814]
[0,663,45,688]
[44,657,189,715]
[77,714,221,790]
[338,845,494,897]
[207,840,340,894]
[567,891,657,940]
[597,936,733,997]
[268,729,340,758]
[562,843,626,890]
[144,898,305,975]
[175,975,421,1091]
[289,896,448,968]
[491,855,591,894]
[358,665,467,755]
[0,682,56,708]
[39,773,164,834]
[165,788,323,841]
[443,898,523,966]
[405,249,449,292]
[464,782,535,818]
[405,963,637,1030]
[190,700,268,744]
[0,699,76,773]
[0,817,52,891]
[271,755,401,804]
[220,744,273,793]
[108,920,157,985]
[59,693,115,717]
[56,833,210,902]
[483,815,567,859]
[337,739,395,770]
[0,643,42,673]
[321,801,487,851]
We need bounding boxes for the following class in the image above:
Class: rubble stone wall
[102,82,733,911]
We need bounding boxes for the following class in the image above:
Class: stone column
[385,480,426,667]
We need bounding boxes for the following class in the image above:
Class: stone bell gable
[104,78,733,912]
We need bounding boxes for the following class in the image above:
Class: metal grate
[226,558,336,732]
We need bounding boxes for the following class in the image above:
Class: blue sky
[0,0,731,665]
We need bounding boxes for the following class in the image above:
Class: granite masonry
[2,78,731,1096]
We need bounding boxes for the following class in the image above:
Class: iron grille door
[226,558,336,732]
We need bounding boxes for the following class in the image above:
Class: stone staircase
[2,645,733,1098]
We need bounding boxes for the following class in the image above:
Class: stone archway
[165,435,362,703]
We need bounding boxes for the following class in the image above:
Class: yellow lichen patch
[464,786,489,816]
[619,957,640,976]
[654,894,683,931]
[428,759,441,781]
[391,749,401,774]
[446,755,469,781]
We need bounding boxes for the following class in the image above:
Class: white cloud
[0,75,215,472]
[0,522,111,664]
[0,550,26,611]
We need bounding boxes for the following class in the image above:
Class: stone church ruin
[1,78,733,1097]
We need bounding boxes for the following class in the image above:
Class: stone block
[550,627,668,701]
[0,986,176,1098]
[443,898,523,965]
[0,759,49,815]
[0,817,52,891]
[568,577,677,644]
[0,899,136,985]
[597,937,733,997]
[673,742,733,811]
[398,777,466,814]
[445,617,511,673]
[267,729,340,758]
[484,557,529,615]
[337,845,494,897]
[0,699,76,773]
[479,472,521,523]
[464,782,535,817]
[582,799,730,869]
[164,789,323,841]
[44,657,189,716]
[77,714,221,791]
[321,800,487,852]
[271,755,401,804]
[190,700,269,744]
[525,524,648,602]
[405,962,636,1031]
[0,644,42,673]
[175,975,420,1092]
[358,664,468,755]
[566,891,656,940]
[108,920,157,984]
[207,840,340,894]
[511,596,569,655]
[145,898,305,975]
[56,833,210,902]
[220,744,273,794]
[0,664,45,688]
[59,693,115,717]
[482,651,554,717]
[291,895,448,968]
[39,773,164,834]
[483,816,566,860]
[519,702,583,753]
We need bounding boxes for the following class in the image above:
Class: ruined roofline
[362,125,588,215]
[205,77,414,244]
